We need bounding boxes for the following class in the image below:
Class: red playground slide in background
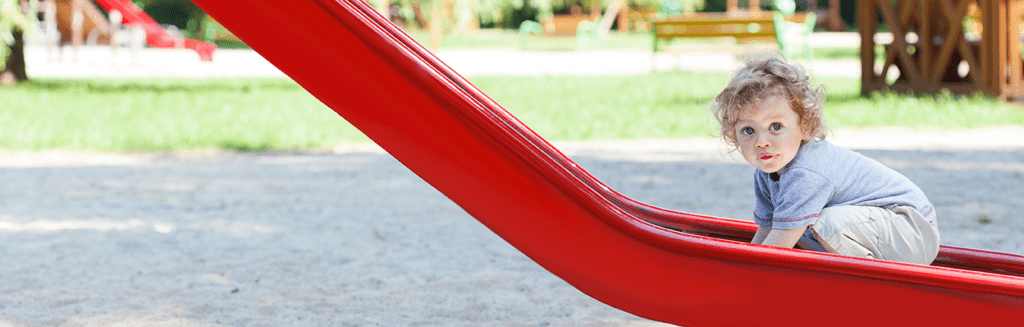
[93,0,216,61]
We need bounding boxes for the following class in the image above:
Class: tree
[1,0,36,85]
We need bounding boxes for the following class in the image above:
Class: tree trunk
[1,30,28,86]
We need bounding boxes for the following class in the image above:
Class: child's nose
[756,134,770,148]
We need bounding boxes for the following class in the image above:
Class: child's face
[734,96,810,174]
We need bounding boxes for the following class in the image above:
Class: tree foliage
[131,0,205,37]
[0,0,36,70]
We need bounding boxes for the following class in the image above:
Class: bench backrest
[653,12,808,41]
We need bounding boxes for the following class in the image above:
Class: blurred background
[0,0,1021,152]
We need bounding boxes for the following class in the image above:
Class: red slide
[93,0,216,61]
[190,0,1024,325]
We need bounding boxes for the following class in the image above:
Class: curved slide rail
[92,0,216,61]
[189,0,1024,325]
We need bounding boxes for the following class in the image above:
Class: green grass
[1,74,1022,152]
[208,27,862,61]
[0,78,366,151]
[399,29,862,61]
[403,28,658,51]
[471,73,731,139]
[475,73,1024,140]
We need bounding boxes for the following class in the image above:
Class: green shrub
[131,0,205,38]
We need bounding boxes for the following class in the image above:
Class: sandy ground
[5,33,1024,326]
[2,127,1023,326]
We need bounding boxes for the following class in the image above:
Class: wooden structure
[627,7,658,32]
[52,0,112,46]
[652,12,811,51]
[543,14,599,36]
[628,0,761,33]
[808,0,847,31]
[726,0,762,12]
[859,0,1024,100]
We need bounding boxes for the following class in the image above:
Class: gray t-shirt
[753,140,935,230]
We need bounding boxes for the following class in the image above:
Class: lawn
[1,74,1021,152]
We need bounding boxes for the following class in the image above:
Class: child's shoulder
[796,139,853,160]
[790,140,862,171]
[792,139,898,180]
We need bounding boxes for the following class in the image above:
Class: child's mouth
[759,153,774,160]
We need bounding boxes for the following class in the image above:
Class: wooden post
[71,0,83,61]
[455,1,479,34]
[727,0,738,12]
[110,9,121,64]
[599,0,626,37]
[828,0,843,31]
[748,0,759,11]
[618,0,628,34]
[993,0,1008,98]
[429,0,444,51]
[858,0,878,95]
[979,0,1000,97]
[42,0,58,61]
[1008,0,1024,99]
[377,0,390,20]
[918,0,933,90]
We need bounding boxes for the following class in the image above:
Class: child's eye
[770,123,782,131]
[741,127,755,135]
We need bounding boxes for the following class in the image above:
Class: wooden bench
[543,14,598,36]
[519,14,601,50]
[652,12,809,51]
[627,7,658,32]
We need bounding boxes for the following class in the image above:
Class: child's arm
[751,225,771,244]
[752,226,807,249]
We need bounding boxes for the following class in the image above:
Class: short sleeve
[753,173,774,227]
[771,168,835,229]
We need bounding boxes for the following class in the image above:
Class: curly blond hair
[710,53,828,148]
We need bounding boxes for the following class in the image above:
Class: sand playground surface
[2,127,1023,326]
[5,41,1024,326]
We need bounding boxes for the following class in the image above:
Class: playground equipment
[191,0,1024,325]
[49,0,111,46]
[39,0,214,61]
[859,0,1024,100]
[807,0,847,31]
[39,0,123,60]
[91,0,216,61]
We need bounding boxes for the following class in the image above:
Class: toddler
[711,54,940,264]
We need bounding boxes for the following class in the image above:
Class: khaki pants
[808,206,940,265]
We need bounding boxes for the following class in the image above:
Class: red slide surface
[93,0,216,61]
[190,0,1024,325]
